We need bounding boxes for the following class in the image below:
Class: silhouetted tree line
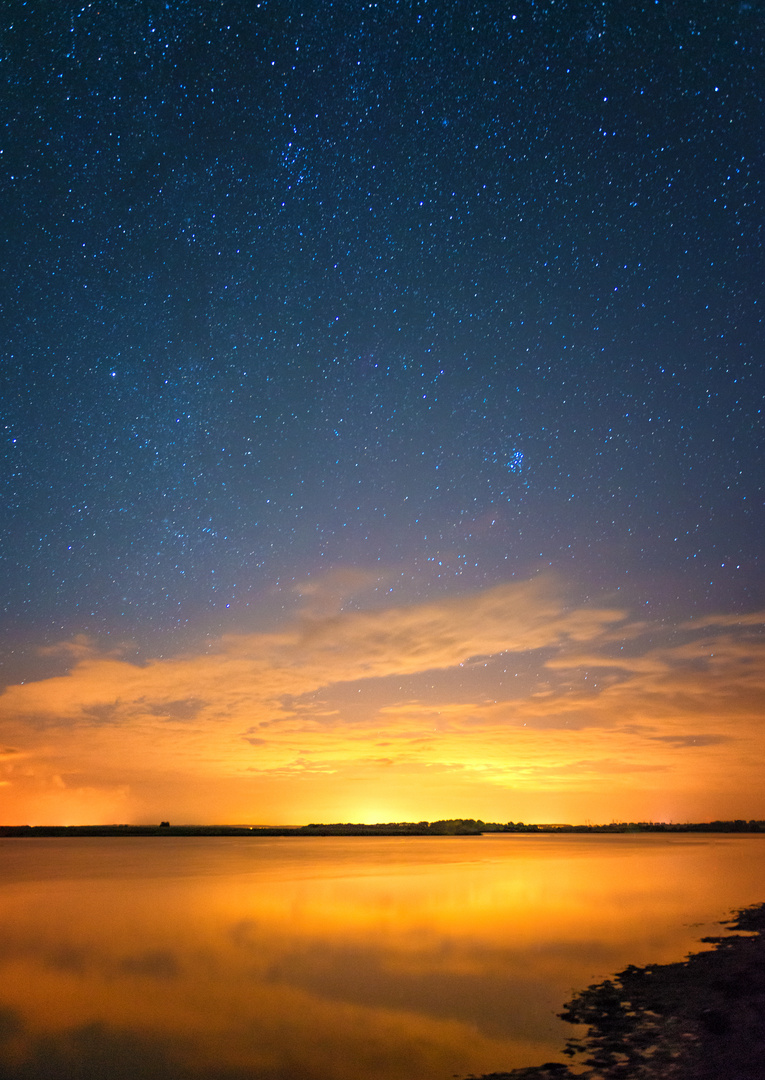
[301,818,488,834]
[494,819,765,833]
[2,819,765,837]
[298,819,765,834]
[469,902,765,1080]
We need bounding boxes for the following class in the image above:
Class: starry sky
[1,0,763,826]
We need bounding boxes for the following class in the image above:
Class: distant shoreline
[2,819,765,838]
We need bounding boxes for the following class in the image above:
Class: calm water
[1,833,764,1079]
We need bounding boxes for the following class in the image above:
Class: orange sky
[1,572,763,825]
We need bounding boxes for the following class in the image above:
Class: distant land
[2,818,765,837]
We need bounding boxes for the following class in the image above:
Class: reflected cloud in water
[1,835,765,1079]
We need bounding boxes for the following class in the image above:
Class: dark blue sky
[2,0,762,657]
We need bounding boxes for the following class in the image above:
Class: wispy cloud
[0,577,763,823]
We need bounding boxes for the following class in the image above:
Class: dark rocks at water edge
[468,902,765,1080]
[2,818,765,837]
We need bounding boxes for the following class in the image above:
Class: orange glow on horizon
[1,575,763,825]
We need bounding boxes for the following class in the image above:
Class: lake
[1,833,764,1079]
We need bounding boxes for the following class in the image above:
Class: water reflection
[1,834,764,1079]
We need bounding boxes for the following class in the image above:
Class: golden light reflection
[1,835,765,1080]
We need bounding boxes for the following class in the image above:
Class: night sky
[1,1,763,826]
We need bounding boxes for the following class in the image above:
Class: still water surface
[1,834,764,1079]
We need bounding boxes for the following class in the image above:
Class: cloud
[36,634,99,661]
[1,581,764,822]
[293,566,391,615]
[145,699,207,721]
[0,577,621,731]
[679,612,765,631]
[648,734,734,748]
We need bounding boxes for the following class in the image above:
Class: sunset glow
[2,576,762,825]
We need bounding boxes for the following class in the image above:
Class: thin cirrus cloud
[0,577,621,729]
[0,576,763,823]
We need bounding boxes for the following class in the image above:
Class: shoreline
[2,820,765,838]
[474,901,765,1079]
